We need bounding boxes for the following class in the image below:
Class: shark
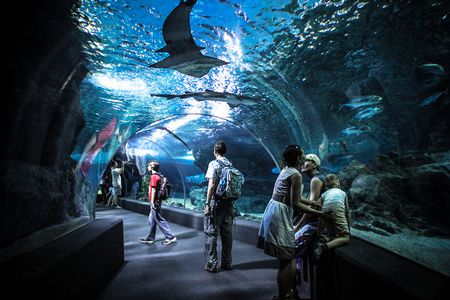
[151,89,258,108]
[150,0,228,78]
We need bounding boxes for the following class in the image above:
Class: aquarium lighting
[91,73,149,93]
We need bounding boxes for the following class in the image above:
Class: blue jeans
[145,207,175,240]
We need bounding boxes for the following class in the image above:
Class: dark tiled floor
[96,208,278,300]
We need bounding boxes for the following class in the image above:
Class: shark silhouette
[150,0,228,78]
[151,89,258,108]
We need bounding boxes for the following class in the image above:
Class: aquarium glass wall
[74,0,450,277]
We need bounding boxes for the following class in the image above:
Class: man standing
[204,141,234,272]
[140,160,177,245]
[294,153,326,228]
[301,154,325,207]
[107,160,124,207]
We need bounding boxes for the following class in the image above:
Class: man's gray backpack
[215,159,245,201]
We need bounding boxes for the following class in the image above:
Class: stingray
[151,89,258,108]
[150,0,228,78]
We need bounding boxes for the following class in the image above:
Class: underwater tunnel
[1,0,449,299]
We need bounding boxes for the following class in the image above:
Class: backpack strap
[152,172,162,188]
[216,159,224,168]
[216,158,231,168]
[215,159,231,181]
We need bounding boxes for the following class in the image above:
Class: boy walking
[140,160,177,245]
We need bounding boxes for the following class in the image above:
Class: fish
[419,90,448,107]
[150,0,228,78]
[418,63,445,75]
[352,106,383,121]
[339,95,382,111]
[185,173,205,184]
[341,125,371,137]
[151,89,258,108]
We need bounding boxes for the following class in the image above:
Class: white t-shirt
[321,188,346,212]
[205,157,232,180]
[111,167,122,187]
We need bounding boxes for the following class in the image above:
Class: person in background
[293,153,326,299]
[295,153,326,228]
[97,175,109,207]
[107,160,124,207]
[204,141,235,272]
[313,174,350,261]
[140,160,177,245]
[257,145,328,300]
[125,161,141,199]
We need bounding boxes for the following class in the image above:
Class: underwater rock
[397,150,435,167]
[371,220,398,234]
[235,196,268,215]
[369,226,391,236]
[0,159,80,247]
[189,186,207,205]
[351,221,371,232]
[338,159,371,191]
[406,160,450,229]
[341,152,450,237]
[421,226,448,237]
[349,174,379,203]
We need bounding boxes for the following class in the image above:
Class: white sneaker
[139,238,155,244]
[162,236,177,245]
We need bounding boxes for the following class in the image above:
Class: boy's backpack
[156,173,171,200]
[214,159,245,201]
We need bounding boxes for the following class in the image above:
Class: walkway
[95,208,278,300]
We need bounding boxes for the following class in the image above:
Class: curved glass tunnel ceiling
[120,114,278,211]
[129,114,275,167]
[76,0,319,164]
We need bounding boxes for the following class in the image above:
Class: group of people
[258,145,350,300]
[97,159,143,208]
[132,141,349,300]
[139,140,234,254]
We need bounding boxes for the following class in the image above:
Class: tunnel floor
[95,208,278,300]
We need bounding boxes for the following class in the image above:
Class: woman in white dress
[257,145,327,300]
